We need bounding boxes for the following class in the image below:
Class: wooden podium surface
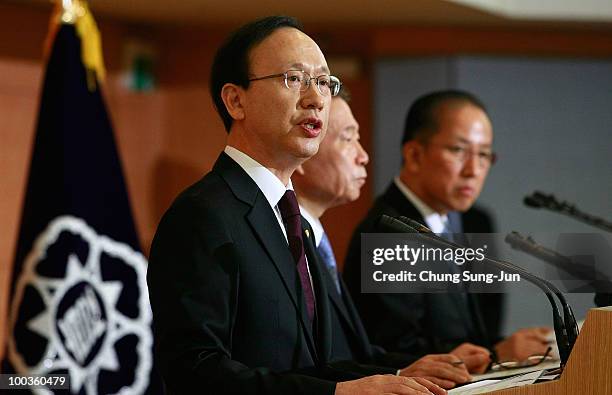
[486,307,612,395]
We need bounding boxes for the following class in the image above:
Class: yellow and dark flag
[3,1,162,393]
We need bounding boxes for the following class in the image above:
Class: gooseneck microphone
[505,231,609,284]
[524,191,612,233]
[392,215,576,367]
[505,232,572,267]
[376,214,419,233]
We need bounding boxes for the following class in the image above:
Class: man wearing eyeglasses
[344,90,551,373]
[148,16,444,395]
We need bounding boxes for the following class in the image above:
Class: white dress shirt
[394,176,450,233]
[225,146,316,294]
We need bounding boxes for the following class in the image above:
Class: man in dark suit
[294,90,474,389]
[344,90,551,373]
[147,16,444,395]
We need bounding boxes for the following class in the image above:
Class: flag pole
[60,0,78,24]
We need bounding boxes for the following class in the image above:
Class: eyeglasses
[428,143,497,168]
[489,346,554,372]
[248,69,342,97]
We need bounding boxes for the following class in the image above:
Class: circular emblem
[8,216,153,394]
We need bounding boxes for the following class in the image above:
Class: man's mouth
[299,118,323,137]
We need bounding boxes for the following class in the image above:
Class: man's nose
[300,81,326,111]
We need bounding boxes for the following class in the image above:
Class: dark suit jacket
[343,182,503,356]
[148,153,358,395]
[148,154,414,394]
[304,233,417,372]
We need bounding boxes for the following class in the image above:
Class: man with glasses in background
[148,16,445,395]
[344,90,551,374]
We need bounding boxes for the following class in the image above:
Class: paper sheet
[470,360,560,381]
[449,370,544,394]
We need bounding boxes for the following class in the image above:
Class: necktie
[317,232,341,295]
[440,217,463,278]
[441,215,476,334]
[278,190,315,322]
[441,217,454,243]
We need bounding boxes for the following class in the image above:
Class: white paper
[450,370,545,394]
[470,360,560,381]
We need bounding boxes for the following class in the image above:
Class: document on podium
[449,370,544,394]
[470,360,560,381]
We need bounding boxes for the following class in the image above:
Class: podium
[487,307,612,394]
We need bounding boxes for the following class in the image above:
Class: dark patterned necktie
[278,190,315,322]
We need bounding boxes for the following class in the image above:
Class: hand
[335,375,446,395]
[494,327,552,362]
[450,343,491,374]
[399,354,471,389]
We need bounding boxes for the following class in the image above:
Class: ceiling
[8,0,612,28]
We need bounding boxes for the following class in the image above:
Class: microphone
[376,214,419,233]
[523,195,545,209]
[523,191,612,233]
[506,232,571,266]
[505,231,608,282]
[396,216,575,367]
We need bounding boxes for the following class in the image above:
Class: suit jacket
[148,153,359,395]
[343,182,503,356]
[304,233,417,372]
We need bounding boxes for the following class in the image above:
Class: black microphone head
[504,231,525,247]
[524,195,543,208]
[376,215,418,233]
[397,216,432,234]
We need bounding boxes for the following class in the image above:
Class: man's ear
[402,141,424,173]
[221,83,246,121]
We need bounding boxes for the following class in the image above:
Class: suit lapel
[301,218,373,360]
[383,183,424,222]
[215,153,319,361]
[383,183,480,339]
[337,278,375,357]
[326,275,357,336]
[302,220,332,363]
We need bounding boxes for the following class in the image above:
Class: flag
[3,2,161,394]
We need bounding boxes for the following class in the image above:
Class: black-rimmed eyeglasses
[248,69,342,97]
[489,346,554,371]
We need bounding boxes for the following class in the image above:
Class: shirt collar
[225,146,292,208]
[299,205,323,247]
[394,176,449,234]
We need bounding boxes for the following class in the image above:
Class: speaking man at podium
[147,16,445,395]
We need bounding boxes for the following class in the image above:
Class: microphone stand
[394,215,577,367]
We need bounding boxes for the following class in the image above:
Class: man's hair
[337,85,351,103]
[401,90,488,145]
[210,16,304,132]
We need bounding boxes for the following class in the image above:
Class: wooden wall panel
[373,26,612,57]
[0,60,42,364]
